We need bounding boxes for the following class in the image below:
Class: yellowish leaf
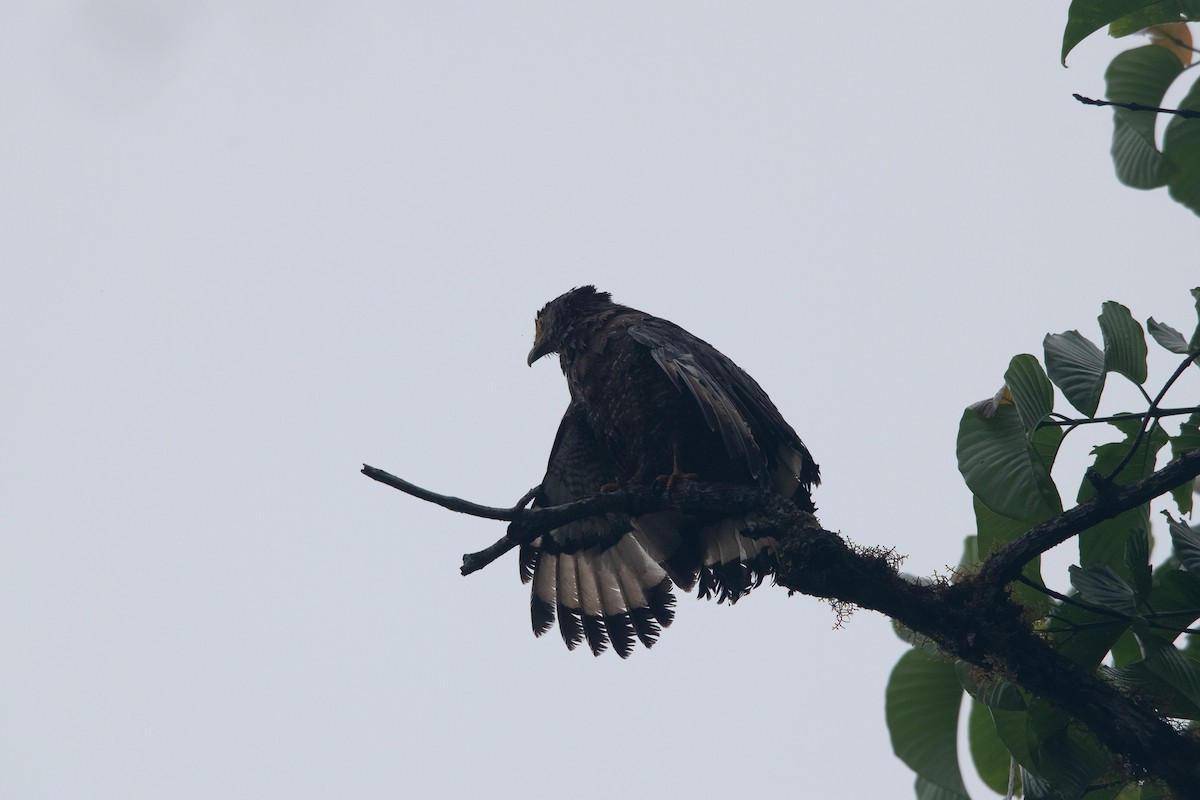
[1149,23,1193,67]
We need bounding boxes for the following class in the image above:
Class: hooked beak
[527,319,550,366]
[527,341,550,367]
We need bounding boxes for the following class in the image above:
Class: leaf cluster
[1063,3,1200,216]
[888,290,1200,799]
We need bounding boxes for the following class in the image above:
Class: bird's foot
[603,466,652,493]
[655,469,698,492]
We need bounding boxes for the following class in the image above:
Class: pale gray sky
[4,3,1198,798]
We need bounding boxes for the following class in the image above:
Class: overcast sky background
[4,3,1199,799]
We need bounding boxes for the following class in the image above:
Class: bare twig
[361,464,526,521]
[1103,351,1200,484]
[1016,574,1129,620]
[1073,93,1200,119]
[363,464,795,575]
[367,445,1200,592]
[1038,406,1199,429]
[458,485,543,575]
[462,535,520,576]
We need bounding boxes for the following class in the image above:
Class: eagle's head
[527,285,613,366]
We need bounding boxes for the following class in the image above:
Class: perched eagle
[522,286,819,657]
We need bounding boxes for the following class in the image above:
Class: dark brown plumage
[523,286,819,657]
[519,403,675,657]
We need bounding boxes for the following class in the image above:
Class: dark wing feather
[629,320,762,478]
[524,403,676,657]
[627,317,819,506]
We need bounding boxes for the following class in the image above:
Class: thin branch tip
[361,465,524,522]
[1073,92,1200,119]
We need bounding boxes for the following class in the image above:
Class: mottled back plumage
[522,286,818,657]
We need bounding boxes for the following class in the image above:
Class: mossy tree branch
[364,447,1200,796]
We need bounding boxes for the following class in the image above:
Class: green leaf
[1105,643,1200,719]
[990,704,1037,774]
[973,498,1050,614]
[1134,782,1172,800]
[1063,0,1170,63]
[1044,331,1105,417]
[1078,495,1150,581]
[1111,627,1144,667]
[1027,702,1113,800]
[1108,1,1200,37]
[1108,782,1166,800]
[1172,412,1200,455]
[1165,513,1200,571]
[1089,415,1167,481]
[914,776,971,800]
[959,534,979,568]
[1125,527,1153,601]
[968,699,1018,796]
[1105,46,1183,189]
[974,497,1030,556]
[1081,504,1152,579]
[991,697,1117,799]
[1078,422,1165,576]
[1190,287,1200,351]
[893,619,942,655]
[1144,567,1200,646]
[1082,782,1132,800]
[1147,317,1190,354]
[1169,480,1195,516]
[886,649,968,796]
[1169,412,1200,514]
[955,661,1026,710]
[958,404,1063,523]
[1099,302,1148,385]
[1070,564,1140,616]
[1163,74,1200,217]
[1005,354,1055,437]
[1031,423,1065,471]
[1143,643,1200,713]
[1049,590,1132,667]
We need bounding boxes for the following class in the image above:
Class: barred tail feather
[555,554,584,650]
[526,532,677,657]
[578,555,609,655]
[696,519,778,604]
[530,549,557,636]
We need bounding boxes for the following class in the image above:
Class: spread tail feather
[526,533,675,658]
